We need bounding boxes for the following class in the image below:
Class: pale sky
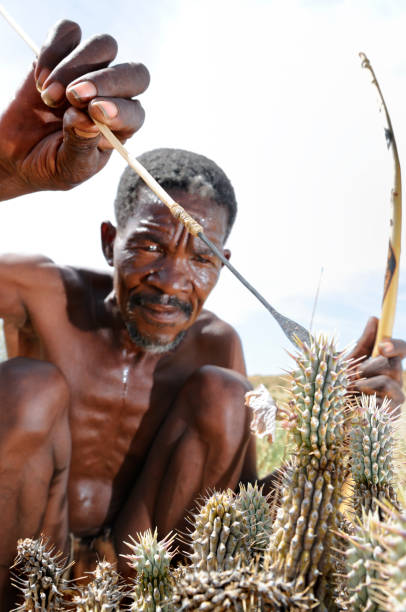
[0,0,405,374]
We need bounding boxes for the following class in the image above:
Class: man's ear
[221,249,231,266]
[101,221,117,266]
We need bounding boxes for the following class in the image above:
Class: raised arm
[0,19,149,200]
[0,254,59,358]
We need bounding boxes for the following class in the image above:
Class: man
[0,18,404,608]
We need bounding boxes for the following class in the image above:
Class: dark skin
[0,19,149,199]
[0,18,405,610]
[349,316,405,411]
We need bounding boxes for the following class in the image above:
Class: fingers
[57,97,145,150]
[65,64,149,143]
[27,19,149,184]
[358,354,403,385]
[56,108,111,184]
[88,98,146,149]
[354,374,405,407]
[347,316,378,362]
[378,337,406,360]
[40,34,118,107]
[34,20,82,90]
[66,63,150,106]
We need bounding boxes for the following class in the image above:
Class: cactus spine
[170,566,316,611]
[189,489,248,571]
[341,511,385,612]
[124,528,175,611]
[350,395,398,517]
[72,559,124,610]
[269,336,349,610]
[371,505,406,612]
[235,482,272,559]
[12,537,72,611]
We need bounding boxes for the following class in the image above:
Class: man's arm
[0,19,149,200]
[0,254,59,356]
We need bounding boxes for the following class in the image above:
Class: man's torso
[2,257,245,535]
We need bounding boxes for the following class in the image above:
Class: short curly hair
[114,148,237,241]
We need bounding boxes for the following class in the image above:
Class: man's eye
[140,244,161,253]
[193,254,212,264]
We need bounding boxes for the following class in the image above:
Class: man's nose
[146,256,192,293]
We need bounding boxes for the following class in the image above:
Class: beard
[124,292,192,354]
[125,319,187,354]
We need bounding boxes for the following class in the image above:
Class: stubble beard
[124,292,192,354]
[125,320,187,354]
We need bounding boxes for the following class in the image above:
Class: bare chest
[64,346,173,477]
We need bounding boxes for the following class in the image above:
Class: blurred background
[0,0,405,374]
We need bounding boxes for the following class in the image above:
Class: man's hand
[0,20,149,200]
[348,316,406,410]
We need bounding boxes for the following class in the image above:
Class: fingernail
[379,341,393,354]
[73,127,100,139]
[67,81,97,101]
[91,101,118,120]
[36,68,50,92]
[41,81,66,107]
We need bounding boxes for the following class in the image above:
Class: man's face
[104,185,229,353]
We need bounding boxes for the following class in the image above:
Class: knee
[0,358,69,437]
[181,365,252,442]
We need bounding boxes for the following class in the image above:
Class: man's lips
[143,303,179,314]
[138,305,185,325]
[126,293,193,321]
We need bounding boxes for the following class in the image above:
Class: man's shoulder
[185,310,245,374]
[61,266,113,293]
[195,309,240,342]
[188,309,245,372]
[0,254,112,292]
[0,253,63,291]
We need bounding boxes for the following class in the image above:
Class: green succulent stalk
[72,559,124,611]
[350,394,398,517]
[341,511,386,612]
[124,528,175,611]
[235,482,272,560]
[269,336,349,610]
[371,506,406,612]
[12,536,73,611]
[189,490,248,571]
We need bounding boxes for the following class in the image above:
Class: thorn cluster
[124,528,175,611]
[72,559,124,611]
[269,336,349,609]
[189,489,248,572]
[12,536,72,611]
[350,394,398,517]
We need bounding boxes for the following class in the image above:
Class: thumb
[58,107,110,185]
[347,316,378,362]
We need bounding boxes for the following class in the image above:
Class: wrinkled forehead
[119,185,228,242]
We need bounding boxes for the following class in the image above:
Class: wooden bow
[360,53,402,356]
